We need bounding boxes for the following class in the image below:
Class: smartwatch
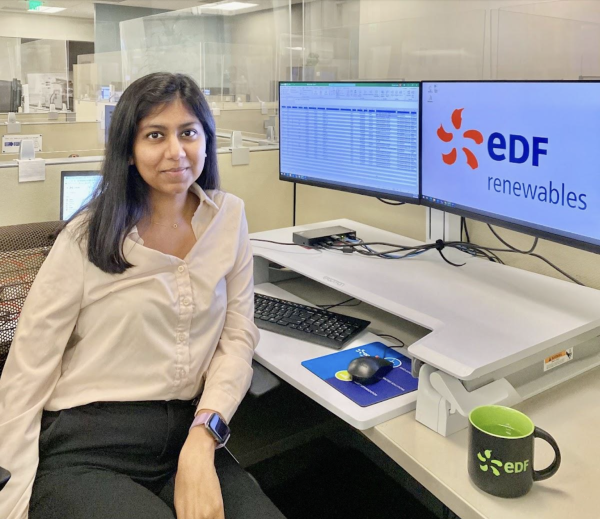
[190,412,230,448]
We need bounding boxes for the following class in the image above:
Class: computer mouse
[347,356,393,385]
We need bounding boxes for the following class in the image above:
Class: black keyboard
[254,293,370,350]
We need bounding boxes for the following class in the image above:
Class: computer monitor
[104,105,115,143]
[0,79,22,112]
[279,81,421,203]
[0,81,11,112]
[11,79,22,112]
[421,81,600,253]
[60,171,102,220]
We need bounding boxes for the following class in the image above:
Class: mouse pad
[301,342,418,407]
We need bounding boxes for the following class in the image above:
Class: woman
[0,73,271,519]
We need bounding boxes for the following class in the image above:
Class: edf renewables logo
[437,108,548,170]
[435,108,587,210]
[437,108,483,170]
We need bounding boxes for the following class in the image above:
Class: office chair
[0,220,62,491]
[0,221,286,518]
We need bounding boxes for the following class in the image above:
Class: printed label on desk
[2,134,43,154]
[301,342,418,407]
[543,348,573,372]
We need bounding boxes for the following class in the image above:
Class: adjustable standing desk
[250,219,600,519]
[251,219,600,430]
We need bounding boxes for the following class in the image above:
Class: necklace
[151,220,184,229]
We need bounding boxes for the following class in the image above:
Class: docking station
[292,226,357,247]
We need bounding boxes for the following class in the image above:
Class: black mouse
[347,356,393,385]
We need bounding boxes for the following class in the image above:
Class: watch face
[208,413,230,444]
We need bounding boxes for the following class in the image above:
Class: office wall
[220,150,293,233]
[296,186,426,242]
[215,107,275,136]
[0,150,290,232]
[356,0,600,80]
[0,13,93,41]
[0,122,104,156]
[0,113,67,123]
[0,161,102,226]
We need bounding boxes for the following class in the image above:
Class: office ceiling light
[201,2,258,12]
[28,5,67,13]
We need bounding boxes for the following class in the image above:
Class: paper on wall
[17,158,46,183]
[2,134,43,154]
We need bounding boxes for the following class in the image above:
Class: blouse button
[178,265,186,273]
[183,298,191,306]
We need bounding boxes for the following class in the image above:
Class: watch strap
[190,412,229,449]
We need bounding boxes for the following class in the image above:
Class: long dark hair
[72,73,219,274]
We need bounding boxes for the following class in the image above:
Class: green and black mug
[468,405,561,498]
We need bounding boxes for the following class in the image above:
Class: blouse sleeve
[0,226,84,519]
[197,203,259,422]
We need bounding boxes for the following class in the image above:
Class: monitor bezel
[60,170,102,221]
[420,79,600,255]
[278,80,422,205]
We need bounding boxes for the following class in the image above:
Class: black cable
[253,233,582,285]
[375,333,406,348]
[485,225,583,285]
[461,217,471,243]
[317,297,361,310]
[292,183,297,226]
[377,198,405,206]
[436,241,466,267]
[487,224,538,254]
[527,253,584,286]
[250,238,302,246]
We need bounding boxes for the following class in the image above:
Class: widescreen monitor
[279,82,421,203]
[421,81,600,253]
[60,171,101,220]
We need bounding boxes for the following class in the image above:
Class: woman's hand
[174,426,224,519]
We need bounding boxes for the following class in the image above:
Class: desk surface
[365,366,600,519]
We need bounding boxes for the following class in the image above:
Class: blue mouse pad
[301,342,418,407]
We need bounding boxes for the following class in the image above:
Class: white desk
[250,219,600,518]
[363,366,600,519]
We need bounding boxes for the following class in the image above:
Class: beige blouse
[0,184,259,519]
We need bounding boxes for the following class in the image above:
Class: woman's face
[132,97,207,199]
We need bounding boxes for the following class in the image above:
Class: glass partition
[0,37,21,82]
[21,39,69,111]
[496,9,600,79]
[0,37,21,113]
[358,10,486,80]
[119,1,288,140]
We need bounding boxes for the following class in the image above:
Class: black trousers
[30,401,285,519]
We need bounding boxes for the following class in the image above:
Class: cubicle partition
[0,150,291,233]
[0,121,104,159]
[0,159,103,226]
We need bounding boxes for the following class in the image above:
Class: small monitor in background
[0,80,12,112]
[60,171,101,220]
[101,86,111,100]
[104,105,115,143]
